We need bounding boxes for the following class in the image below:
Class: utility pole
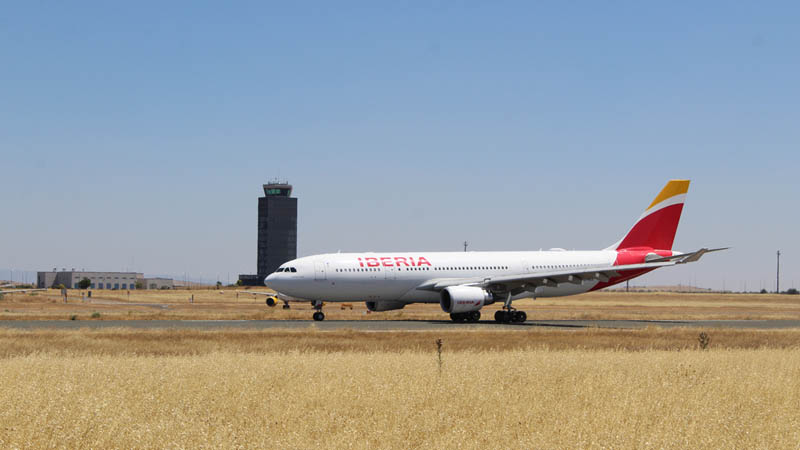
[777,250,781,294]
[463,241,468,252]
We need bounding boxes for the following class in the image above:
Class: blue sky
[1,2,798,289]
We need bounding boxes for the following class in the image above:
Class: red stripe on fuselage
[589,248,673,291]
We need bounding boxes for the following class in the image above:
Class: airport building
[141,277,174,290]
[37,270,175,290]
[239,181,298,286]
[37,270,143,290]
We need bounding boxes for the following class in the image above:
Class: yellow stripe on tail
[647,179,690,211]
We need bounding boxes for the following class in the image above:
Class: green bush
[78,278,91,289]
[91,312,101,319]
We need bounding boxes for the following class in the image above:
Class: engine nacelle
[266,296,278,307]
[440,286,492,314]
[365,301,406,312]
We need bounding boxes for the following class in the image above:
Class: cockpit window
[290,267,297,272]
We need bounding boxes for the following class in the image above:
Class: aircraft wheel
[266,297,276,307]
[494,311,504,323]
[469,311,481,323]
[513,311,527,323]
[450,313,464,323]
[313,312,325,321]
[282,303,290,309]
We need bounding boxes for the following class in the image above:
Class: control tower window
[264,188,291,196]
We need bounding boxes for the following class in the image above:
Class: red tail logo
[608,180,690,251]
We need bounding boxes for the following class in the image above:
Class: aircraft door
[314,261,327,280]
[385,266,396,280]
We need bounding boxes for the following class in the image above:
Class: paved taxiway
[1,319,799,330]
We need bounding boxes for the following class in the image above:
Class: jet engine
[440,286,493,313]
[265,296,278,307]
[365,301,406,312]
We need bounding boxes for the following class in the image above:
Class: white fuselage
[264,250,619,304]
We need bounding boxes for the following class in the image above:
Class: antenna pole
[777,250,781,294]
[463,241,468,252]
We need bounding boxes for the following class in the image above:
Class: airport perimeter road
[1,319,800,330]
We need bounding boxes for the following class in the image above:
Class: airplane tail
[606,180,690,251]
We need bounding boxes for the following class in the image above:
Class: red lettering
[394,257,409,267]
[417,256,431,267]
[365,257,380,267]
[380,257,393,267]
[358,257,364,268]
[408,257,416,266]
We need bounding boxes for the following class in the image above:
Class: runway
[1,319,799,330]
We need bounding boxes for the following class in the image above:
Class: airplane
[265,180,726,323]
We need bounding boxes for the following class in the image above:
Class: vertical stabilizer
[606,180,690,251]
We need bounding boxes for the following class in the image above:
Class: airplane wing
[239,290,306,307]
[416,247,728,295]
[243,291,276,296]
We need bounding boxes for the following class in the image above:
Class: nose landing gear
[312,301,325,321]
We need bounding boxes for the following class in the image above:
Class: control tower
[239,181,297,286]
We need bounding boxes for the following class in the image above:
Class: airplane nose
[264,273,278,288]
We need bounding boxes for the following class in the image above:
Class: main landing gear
[450,311,481,323]
[312,300,325,321]
[494,292,527,324]
[494,310,526,323]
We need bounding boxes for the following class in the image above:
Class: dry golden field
[1,333,799,449]
[2,327,800,356]
[1,288,800,321]
[2,329,800,448]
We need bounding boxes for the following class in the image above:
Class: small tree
[78,278,91,290]
[54,283,66,290]
[760,289,768,294]
[216,281,222,289]
[236,279,243,287]
[786,288,799,295]
[135,281,144,290]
